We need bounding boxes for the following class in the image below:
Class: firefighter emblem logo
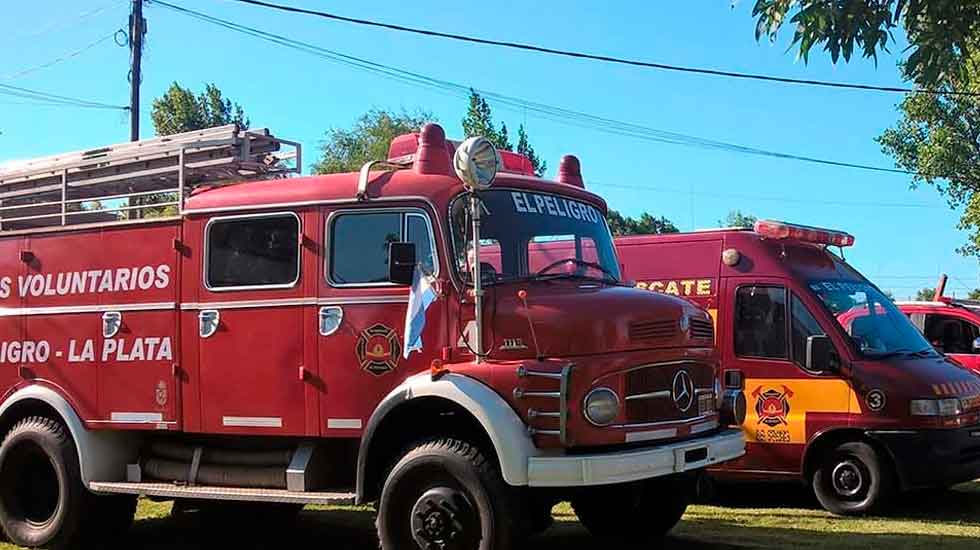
[155,381,168,408]
[752,385,793,427]
[356,324,401,376]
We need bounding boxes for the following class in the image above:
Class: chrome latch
[102,311,122,338]
[199,310,219,338]
[319,306,343,336]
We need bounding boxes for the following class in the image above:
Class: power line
[1,32,118,81]
[0,83,128,110]
[226,0,976,98]
[151,1,933,180]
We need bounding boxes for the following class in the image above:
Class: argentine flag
[403,266,438,358]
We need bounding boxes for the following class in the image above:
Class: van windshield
[450,189,621,286]
[809,280,935,358]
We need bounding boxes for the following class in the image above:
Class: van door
[193,211,313,436]
[721,278,854,475]
[317,206,446,435]
[921,311,980,373]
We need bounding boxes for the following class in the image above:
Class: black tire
[572,475,693,543]
[376,438,517,550]
[0,416,90,549]
[812,441,894,515]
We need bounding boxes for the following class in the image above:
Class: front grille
[629,319,676,341]
[690,318,714,341]
[623,362,714,424]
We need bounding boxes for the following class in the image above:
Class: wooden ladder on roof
[0,124,301,232]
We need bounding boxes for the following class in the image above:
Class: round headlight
[584,387,621,426]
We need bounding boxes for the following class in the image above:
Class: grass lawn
[1,482,978,549]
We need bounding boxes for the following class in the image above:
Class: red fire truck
[0,124,745,549]
[889,276,980,375]
[616,221,980,515]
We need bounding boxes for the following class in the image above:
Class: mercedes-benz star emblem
[672,370,695,412]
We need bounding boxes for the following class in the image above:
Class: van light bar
[754,220,855,247]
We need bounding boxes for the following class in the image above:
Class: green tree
[720,210,758,229]
[151,82,248,136]
[750,1,980,87]
[915,287,937,301]
[461,90,547,177]
[606,209,679,236]
[969,288,980,300]
[312,109,433,175]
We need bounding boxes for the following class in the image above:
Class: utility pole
[129,0,145,142]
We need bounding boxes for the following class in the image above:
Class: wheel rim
[1,441,60,526]
[409,486,477,550]
[831,460,865,498]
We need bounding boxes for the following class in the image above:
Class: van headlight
[910,398,962,417]
[584,387,620,426]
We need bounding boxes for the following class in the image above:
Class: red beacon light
[753,219,855,247]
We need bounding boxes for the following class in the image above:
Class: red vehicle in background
[615,221,980,515]
[889,277,980,374]
[0,124,746,549]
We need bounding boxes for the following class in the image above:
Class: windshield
[809,280,935,358]
[450,189,621,285]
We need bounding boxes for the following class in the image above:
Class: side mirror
[973,337,980,353]
[388,242,416,285]
[806,334,839,372]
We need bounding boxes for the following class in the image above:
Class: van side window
[790,293,826,368]
[329,210,438,285]
[734,286,787,359]
[924,314,979,354]
[206,213,300,289]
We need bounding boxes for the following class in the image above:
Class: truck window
[790,293,826,369]
[206,213,300,289]
[329,210,438,285]
[924,314,979,354]
[734,286,788,359]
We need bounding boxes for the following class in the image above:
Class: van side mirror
[388,242,416,285]
[806,334,839,372]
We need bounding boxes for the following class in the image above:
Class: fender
[357,372,538,500]
[0,385,138,485]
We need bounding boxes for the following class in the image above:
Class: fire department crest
[155,381,168,407]
[356,324,401,376]
[752,385,793,427]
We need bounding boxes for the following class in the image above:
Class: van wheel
[572,475,692,542]
[376,438,516,550]
[0,417,89,549]
[813,441,893,515]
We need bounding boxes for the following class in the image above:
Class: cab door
[191,211,314,436]
[316,206,446,435]
[918,311,980,373]
[718,278,854,475]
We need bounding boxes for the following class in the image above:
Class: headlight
[910,398,963,417]
[583,387,620,426]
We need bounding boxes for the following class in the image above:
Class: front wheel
[572,474,693,543]
[376,438,517,550]
[812,441,894,515]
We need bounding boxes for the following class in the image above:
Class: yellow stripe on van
[743,378,860,445]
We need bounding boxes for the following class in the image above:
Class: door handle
[199,310,220,338]
[102,311,122,338]
[319,306,343,336]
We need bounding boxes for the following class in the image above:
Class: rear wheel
[376,438,517,550]
[812,441,894,515]
[0,417,89,549]
[572,474,693,543]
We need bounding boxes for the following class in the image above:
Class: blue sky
[1,0,977,298]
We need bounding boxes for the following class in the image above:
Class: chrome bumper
[526,428,745,487]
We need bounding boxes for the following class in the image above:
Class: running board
[88,481,355,506]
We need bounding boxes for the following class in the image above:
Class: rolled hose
[142,458,287,489]
[148,442,292,467]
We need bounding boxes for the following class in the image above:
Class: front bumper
[868,425,980,490]
[526,428,744,487]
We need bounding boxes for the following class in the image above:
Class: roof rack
[0,124,301,232]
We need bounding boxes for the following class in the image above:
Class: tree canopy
[312,109,433,175]
[750,1,980,87]
[606,210,679,236]
[720,210,758,229]
[151,82,248,136]
[915,287,936,301]
[461,90,547,177]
